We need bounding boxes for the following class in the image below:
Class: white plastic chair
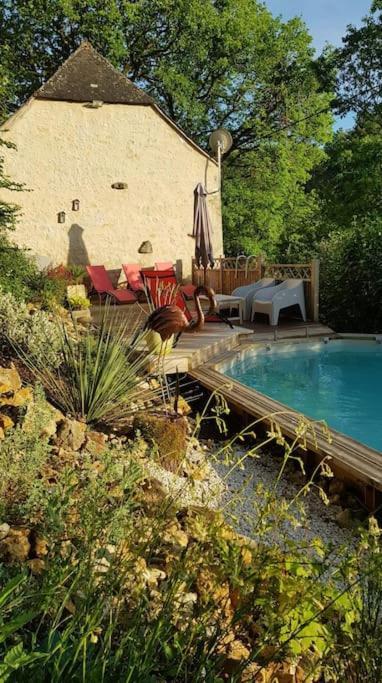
[232,278,275,321]
[252,279,306,326]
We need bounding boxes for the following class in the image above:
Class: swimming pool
[222,339,382,452]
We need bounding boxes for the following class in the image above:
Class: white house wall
[0,99,222,279]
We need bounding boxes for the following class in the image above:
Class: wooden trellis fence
[192,257,320,322]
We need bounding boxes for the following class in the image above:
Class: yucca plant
[14,306,161,424]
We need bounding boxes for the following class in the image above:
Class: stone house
[0,42,222,279]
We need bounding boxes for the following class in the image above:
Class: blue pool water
[223,340,382,452]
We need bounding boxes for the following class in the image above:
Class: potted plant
[67,293,91,323]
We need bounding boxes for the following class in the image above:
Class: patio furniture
[121,263,145,294]
[202,293,245,324]
[86,265,137,305]
[142,268,233,328]
[155,261,173,271]
[232,277,276,320]
[251,279,306,326]
[155,262,196,299]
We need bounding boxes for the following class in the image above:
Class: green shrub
[319,214,382,333]
[0,386,52,523]
[0,239,39,301]
[0,415,375,682]
[66,293,90,310]
[18,308,159,424]
[0,288,62,367]
[0,237,66,308]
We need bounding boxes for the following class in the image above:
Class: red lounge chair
[121,263,145,294]
[154,262,196,300]
[142,268,233,327]
[86,265,136,304]
[154,261,172,271]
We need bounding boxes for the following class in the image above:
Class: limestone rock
[34,535,49,557]
[223,639,250,675]
[84,430,106,455]
[27,558,45,575]
[57,418,86,451]
[0,523,10,540]
[1,387,33,407]
[0,365,21,394]
[0,414,14,432]
[41,404,65,438]
[0,528,31,562]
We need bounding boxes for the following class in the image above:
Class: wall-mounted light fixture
[138,240,153,254]
[58,211,66,223]
[72,199,80,211]
[111,182,128,190]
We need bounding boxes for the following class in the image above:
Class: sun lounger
[121,263,145,294]
[154,262,196,299]
[86,265,136,304]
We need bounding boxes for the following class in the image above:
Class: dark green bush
[319,215,382,333]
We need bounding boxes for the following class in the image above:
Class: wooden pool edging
[190,342,382,504]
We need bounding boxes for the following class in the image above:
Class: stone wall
[0,99,222,280]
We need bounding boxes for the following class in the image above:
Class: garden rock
[41,404,65,438]
[57,418,86,451]
[138,477,168,512]
[85,430,107,455]
[133,412,188,472]
[0,523,10,540]
[0,364,21,394]
[0,527,31,562]
[0,413,14,437]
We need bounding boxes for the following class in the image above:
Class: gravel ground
[143,441,225,509]
[212,446,355,550]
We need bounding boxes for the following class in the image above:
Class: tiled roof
[35,41,153,105]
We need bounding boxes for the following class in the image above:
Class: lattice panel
[264,264,312,281]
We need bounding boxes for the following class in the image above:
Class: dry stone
[0,528,31,562]
[0,523,10,540]
[84,430,107,455]
[0,364,21,394]
[57,418,86,451]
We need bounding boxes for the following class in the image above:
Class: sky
[265,0,372,129]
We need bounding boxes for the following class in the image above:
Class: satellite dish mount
[208,128,233,193]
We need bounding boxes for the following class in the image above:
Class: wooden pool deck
[90,303,333,375]
[155,320,333,374]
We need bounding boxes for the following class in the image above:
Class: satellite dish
[209,128,233,156]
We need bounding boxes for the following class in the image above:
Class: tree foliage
[333,0,382,118]
[0,0,333,260]
[312,116,382,228]
[319,215,382,333]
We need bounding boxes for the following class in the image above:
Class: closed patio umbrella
[193,183,215,270]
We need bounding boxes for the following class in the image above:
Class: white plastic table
[213,294,245,324]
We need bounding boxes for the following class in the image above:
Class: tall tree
[331,0,382,118]
[311,116,382,228]
[0,0,332,256]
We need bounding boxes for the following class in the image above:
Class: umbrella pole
[203,266,206,287]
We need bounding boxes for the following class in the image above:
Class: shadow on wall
[67,224,90,265]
